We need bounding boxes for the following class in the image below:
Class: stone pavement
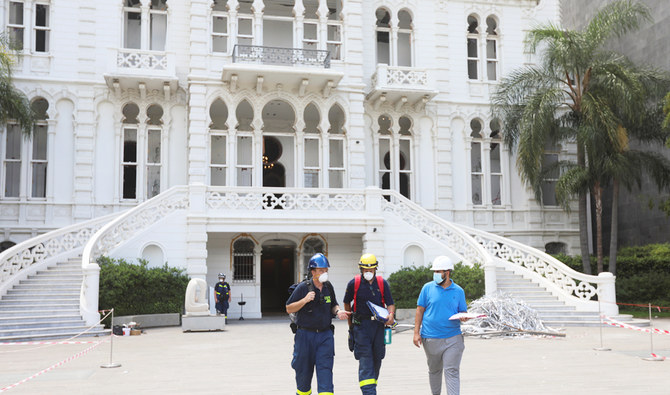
[1,317,669,394]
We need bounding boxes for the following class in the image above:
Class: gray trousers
[422,335,465,395]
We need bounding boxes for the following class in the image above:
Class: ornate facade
[1,0,589,319]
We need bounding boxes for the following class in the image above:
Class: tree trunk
[609,179,619,275]
[594,183,603,273]
[577,145,592,274]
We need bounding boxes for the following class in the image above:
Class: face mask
[363,272,374,281]
[318,272,329,283]
[433,272,444,284]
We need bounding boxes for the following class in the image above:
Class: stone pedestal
[181,315,226,332]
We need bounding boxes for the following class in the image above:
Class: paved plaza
[1,317,669,394]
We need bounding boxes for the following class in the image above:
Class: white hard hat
[430,255,454,271]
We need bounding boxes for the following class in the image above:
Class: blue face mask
[433,272,444,284]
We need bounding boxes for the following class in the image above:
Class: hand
[336,310,351,320]
[413,332,422,348]
[303,291,316,303]
[460,317,471,323]
[385,314,395,326]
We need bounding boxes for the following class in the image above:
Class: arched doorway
[260,239,296,314]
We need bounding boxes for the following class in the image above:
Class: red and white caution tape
[0,340,106,393]
[602,315,670,336]
[0,340,100,346]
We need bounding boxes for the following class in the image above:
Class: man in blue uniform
[413,255,471,395]
[286,253,349,395]
[343,253,395,395]
[214,273,231,319]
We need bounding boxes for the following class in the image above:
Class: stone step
[0,306,80,314]
[36,269,83,275]
[0,298,79,305]
[0,315,83,325]
[0,327,109,343]
[6,288,80,295]
[27,273,83,280]
[0,319,87,330]
[18,280,82,287]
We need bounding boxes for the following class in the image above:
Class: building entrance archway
[260,240,295,313]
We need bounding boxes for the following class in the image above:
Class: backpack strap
[353,274,361,312]
[353,275,386,312]
[377,276,385,307]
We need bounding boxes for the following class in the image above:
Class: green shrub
[98,256,189,317]
[388,263,485,309]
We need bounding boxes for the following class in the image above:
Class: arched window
[486,16,498,81]
[466,14,479,80]
[470,118,506,206]
[303,103,321,188]
[470,119,484,205]
[489,119,502,205]
[377,114,413,199]
[211,0,229,53]
[150,0,168,51]
[397,10,412,67]
[375,8,391,65]
[235,100,254,186]
[326,0,343,60]
[0,241,16,253]
[542,141,560,206]
[262,99,295,187]
[210,99,228,186]
[123,0,168,51]
[121,102,164,200]
[545,242,566,255]
[302,236,325,278]
[233,237,255,282]
[328,104,345,188]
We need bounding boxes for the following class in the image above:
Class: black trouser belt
[297,326,331,333]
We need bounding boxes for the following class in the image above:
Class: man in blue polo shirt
[286,253,350,395]
[413,256,470,395]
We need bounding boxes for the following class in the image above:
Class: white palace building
[0,0,620,339]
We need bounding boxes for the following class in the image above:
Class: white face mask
[363,271,374,281]
[318,272,329,283]
[433,272,445,284]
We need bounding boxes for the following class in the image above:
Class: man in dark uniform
[286,253,350,395]
[214,273,231,319]
[343,253,395,395]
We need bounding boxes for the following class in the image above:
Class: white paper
[449,312,486,320]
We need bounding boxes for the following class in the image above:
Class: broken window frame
[30,121,48,198]
[397,9,413,67]
[149,1,168,51]
[485,16,499,81]
[145,128,161,199]
[326,21,342,61]
[470,119,484,205]
[467,14,480,80]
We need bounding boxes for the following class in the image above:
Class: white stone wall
[0,0,579,258]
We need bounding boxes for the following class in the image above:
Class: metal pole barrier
[593,299,610,351]
[642,303,664,362]
[101,309,122,368]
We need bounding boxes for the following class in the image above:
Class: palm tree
[492,0,670,273]
[0,33,34,135]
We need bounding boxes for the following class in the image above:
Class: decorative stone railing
[80,186,190,325]
[371,65,431,89]
[454,223,617,315]
[0,212,121,297]
[380,191,497,292]
[117,49,170,71]
[232,44,331,68]
[206,187,366,211]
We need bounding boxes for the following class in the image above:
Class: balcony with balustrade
[103,49,179,100]
[366,65,438,111]
[222,45,343,97]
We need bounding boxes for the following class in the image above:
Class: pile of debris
[462,293,564,337]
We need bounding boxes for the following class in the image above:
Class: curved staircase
[0,258,107,342]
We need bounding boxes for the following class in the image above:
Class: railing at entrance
[232,45,331,68]
[207,187,366,211]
